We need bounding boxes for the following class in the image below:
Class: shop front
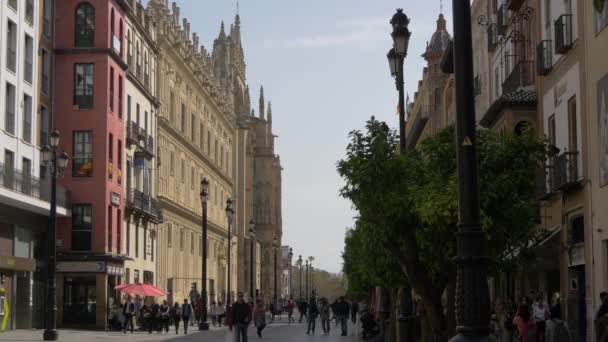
[56,260,124,329]
[0,255,37,332]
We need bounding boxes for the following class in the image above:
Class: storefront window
[63,276,96,325]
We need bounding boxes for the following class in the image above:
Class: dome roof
[424,14,452,58]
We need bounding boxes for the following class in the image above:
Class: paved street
[0,321,361,342]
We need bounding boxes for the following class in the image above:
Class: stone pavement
[0,320,361,342]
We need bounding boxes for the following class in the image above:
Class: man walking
[122,297,135,333]
[335,296,351,336]
[287,298,295,324]
[229,292,253,342]
[299,298,308,323]
[351,300,359,324]
[306,296,319,335]
[181,298,193,334]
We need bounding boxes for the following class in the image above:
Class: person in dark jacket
[171,302,182,335]
[334,296,351,336]
[299,299,308,323]
[122,297,136,333]
[181,299,193,334]
[307,296,319,335]
[158,300,171,333]
[229,292,253,342]
[351,300,359,324]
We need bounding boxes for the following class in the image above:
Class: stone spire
[259,86,265,119]
[267,101,272,124]
[218,21,227,41]
[231,14,242,46]
[437,13,446,31]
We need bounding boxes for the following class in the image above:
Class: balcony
[126,188,162,222]
[502,60,534,94]
[555,14,573,54]
[508,0,525,11]
[474,75,482,97]
[553,151,580,191]
[536,166,555,200]
[0,163,71,209]
[146,135,155,156]
[537,40,553,76]
[126,121,144,145]
[497,5,508,36]
[487,24,498,51]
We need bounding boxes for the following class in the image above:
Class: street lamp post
[225,199,234,308]
[388,8,413,342]
[272,237,279,303]
[305,260,309,302]
[42,130,69,341]
[297,255,303,299]
[199,178,210,331]
[288,248,293,298]
[308,256,314,298]
[449,1,491,341]
[249,219,256,299]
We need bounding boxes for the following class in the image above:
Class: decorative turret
[423,13,451,60]
[259,86,265,119]
[267,101,272,124]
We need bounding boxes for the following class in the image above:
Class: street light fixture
[249,219,256,299]
[391,8,411,57]
[387,48,398,77]
[198,178,210,331]
[42,130,69,341]
[225,199,234,308]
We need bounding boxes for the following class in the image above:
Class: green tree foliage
[337,117,546,337]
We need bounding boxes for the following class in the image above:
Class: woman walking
[320,298,331,336]
[514,303,537,342]
[491,299,512,342]
[171,302,182,335]
[253,299,267,338]
[159,300,170,333]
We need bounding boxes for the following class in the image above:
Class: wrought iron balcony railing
[127,188,161,220]
[503,60,535,94]
[537,40,553,76]
[553,151,580,191]
[555,14,573,54]
[0,162,71,208]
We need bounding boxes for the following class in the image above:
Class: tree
[338,117,546,340]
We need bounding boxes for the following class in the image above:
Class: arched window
[119,19,124,56]
[75,2,95,47]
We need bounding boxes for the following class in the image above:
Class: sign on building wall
[599,73,608,187]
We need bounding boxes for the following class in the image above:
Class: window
[119,20,124,57]
[135,222,139,257]
[170,151,175,175]
[110,9,115,45]
[109,67,114,112]
[108,205,113,252]
[143,226,147,260]
[136,41,141,79]
[72,204,93,251]
[3,151,14,188]
[118,76,123,118]
[191,232,194,254]
[117,209,121,254]
[127,30,132,67]
[134,269,140,283]
[191,113,196,139]
[136,103,140,125]
[220,146,224,168]
[108,133,113,179]
[23,95,32,143]
[544,0,551,28]
[73,131,93,177]
[24,35,34,84]
[144,111,148,132]
[117,140,122,185]
[5,83,16,135]
[181,104,186,132]
[126,217,130,255]
[170,92,175,123]
[494,67,500,99]
[548,115,556,146]
[207,134,211,155]
[40,106,49,146]
[200,124,205,148]
[43,0,51,38]
[180,229,184,251]
[7,21,17,72]
[214,140,218,161]
[144,51,149,87]
[22,158,32,194]
[181,160,185,182]
[42,49,50,95]
[74,64,94,109]
[191,166,195,189]
[25,0,34,24]
[167,223,173,248]
[127,95,132,122]
[568,96,577,152]
[75,3,95,47]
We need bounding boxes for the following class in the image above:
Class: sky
[159,0,454,273]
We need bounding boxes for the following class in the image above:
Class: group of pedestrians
[490,293,572,342]
[112,296,196,335]
[303,295,356,337]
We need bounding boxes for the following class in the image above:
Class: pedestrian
[299,298,308,323]
[545,304,572,342]
[229,292,253,342]
[134,296,143,329]
[141,302,152,333]
[533,294,549,342]
[334,296,350,336]
[254,299,267,338]
[194,295,202,325]
[270,300,276,322]
[210,301,218,326]
[217,301,226,327]
[351,300,359,324]
[331,299,339,327]
[306,296,319,335]
[491,298,511,342]
[123,297,136,333]
[276,299,283,320]
[150,300,160,333]
[595,292,608,341]
[171,302,182,335]
[514,303,536,342]
[320,298,331,336]
[182,298,193,334]
[287,298,295,324]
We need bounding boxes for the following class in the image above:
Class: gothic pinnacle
[267,101,272,123]
[259,86,265,119]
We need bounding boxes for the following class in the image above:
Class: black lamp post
[388,8,413,342]
[305,259,309,302]
[308,256,314,298]
[225,199,234,308]
[249,219,256,300]
[297,255,303,299]
[199,178,210,331]
[42,130,69,341]
[288,248,293,298]
[449,1,491,341]
[272,237,279,303]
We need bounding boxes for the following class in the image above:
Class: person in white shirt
[532,294,549,342]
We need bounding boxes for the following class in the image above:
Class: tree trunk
[387,288,398,342]
[446,277,456,337]
[420,293,447,342]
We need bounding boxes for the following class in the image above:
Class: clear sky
[159,0,453,273]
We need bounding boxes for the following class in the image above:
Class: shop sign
[0,255,35,272]
[56,261,105,273]
[111,192,121,206]
[107,265,124,276]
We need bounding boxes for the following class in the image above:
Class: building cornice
[157,195,228,239]
[55,48,128,71]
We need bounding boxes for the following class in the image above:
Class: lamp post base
[198,321,210,331]
[43,329,58,341]
[449,333,495,342]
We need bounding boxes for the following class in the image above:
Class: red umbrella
[114,283,167,297]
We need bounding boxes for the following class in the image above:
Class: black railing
[127,188,161,219]
[0,163,71,208]
[537,40,553,76]
[555,14,573,54]
[474,75,482,97]
[127,121,141,144]
[553,151,579,190]
[503,60,534,94]
[146,135,155,156]
[497,5,508,36]
[487,24,498,51]
[508,0,525,11]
